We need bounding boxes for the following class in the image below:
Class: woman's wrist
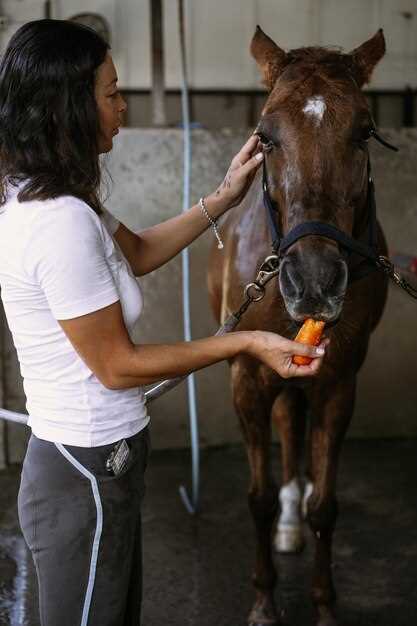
[234,330,257,357]
[203,193,229,219]
[198,196,225,249]
[240,330,259,357]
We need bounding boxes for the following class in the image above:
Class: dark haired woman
[0,18,327,626]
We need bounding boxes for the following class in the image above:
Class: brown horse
[208,27,389,626]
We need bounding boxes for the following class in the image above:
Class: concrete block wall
[0,128,416,464]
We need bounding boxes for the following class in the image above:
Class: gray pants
[18,427,151,626]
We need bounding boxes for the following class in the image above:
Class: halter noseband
[261,130,399,283]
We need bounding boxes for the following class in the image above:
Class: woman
[0,19,327,626]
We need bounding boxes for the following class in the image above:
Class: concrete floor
[0,439,416,626]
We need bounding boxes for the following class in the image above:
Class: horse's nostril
[280,260,304,299]
[326,260,348,295]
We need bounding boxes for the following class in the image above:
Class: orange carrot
[292,319,325,366]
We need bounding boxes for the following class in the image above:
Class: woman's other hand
[207,134,264,213]
[244,331,330,379]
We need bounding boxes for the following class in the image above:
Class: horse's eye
[256,132,274,151]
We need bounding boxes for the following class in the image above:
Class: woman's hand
[206,134,264,216]
[244,331,330,379]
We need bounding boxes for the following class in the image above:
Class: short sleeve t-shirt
[0,180,149,446]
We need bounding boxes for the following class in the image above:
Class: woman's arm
[129,195,225,276]
[58,300,328,391]
[115,135,263,276]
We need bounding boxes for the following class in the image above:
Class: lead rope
[376,256,417,299]
[144,254,281,403]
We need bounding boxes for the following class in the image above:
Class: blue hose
[177,0,200,515]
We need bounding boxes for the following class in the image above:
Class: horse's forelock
[286,46,352,71]
[267,47,363,122]
[276,46,357,92]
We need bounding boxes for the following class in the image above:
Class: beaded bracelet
[199,197,224,250]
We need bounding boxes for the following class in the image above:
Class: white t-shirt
[0,180,149,447]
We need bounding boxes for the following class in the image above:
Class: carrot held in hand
[292,319,326,366]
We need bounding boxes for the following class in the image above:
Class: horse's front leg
[306,377,356,626]
[272,387,308,553]
[231,359,280,626]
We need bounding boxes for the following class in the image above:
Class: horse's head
[251,27,386,323]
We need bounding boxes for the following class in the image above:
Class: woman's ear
[349,29,386,87]
[250,25,288,92]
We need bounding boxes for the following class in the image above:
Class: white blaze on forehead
[303,96,326,125]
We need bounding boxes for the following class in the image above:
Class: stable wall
[0,128,416,464]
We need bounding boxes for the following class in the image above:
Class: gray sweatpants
[18,426,151,626]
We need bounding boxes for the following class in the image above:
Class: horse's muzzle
[279,254,348,322]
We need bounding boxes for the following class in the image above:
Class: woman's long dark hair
[0,19,110,215]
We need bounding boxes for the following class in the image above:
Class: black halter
[262,130,399,284]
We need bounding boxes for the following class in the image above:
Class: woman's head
[0,18,126,213]
[94,51,127,154]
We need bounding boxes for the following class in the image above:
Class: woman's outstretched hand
[207,134,264,212]
[244,331,330,379]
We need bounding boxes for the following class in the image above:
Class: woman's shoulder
[21,194,109,276]
[13,195,106,261]
[2,181,110,243]
[3,180,96,214]
[25,192,102,225]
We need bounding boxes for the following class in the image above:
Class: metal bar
[403,86,414,127]
[0,303,10,466]
[0,409,27,426]
[247,92,257,128]
[150,0,167,126]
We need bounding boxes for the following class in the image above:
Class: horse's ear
[349,29,386,87]
[250,25,287,91]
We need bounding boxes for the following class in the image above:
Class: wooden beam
[44,1,52,19]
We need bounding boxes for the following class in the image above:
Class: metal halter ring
[377,255,402,281]
[244,282,265,302]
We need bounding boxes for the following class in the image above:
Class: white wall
[0,1,417,89]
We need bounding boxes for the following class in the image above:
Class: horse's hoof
[248,620,281,626]
[249,617,281,626]
[317,618,338,626]
[316,605,338,626]
[302,481,314,519]
[273,525,305,553]
[248,598,280,625]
